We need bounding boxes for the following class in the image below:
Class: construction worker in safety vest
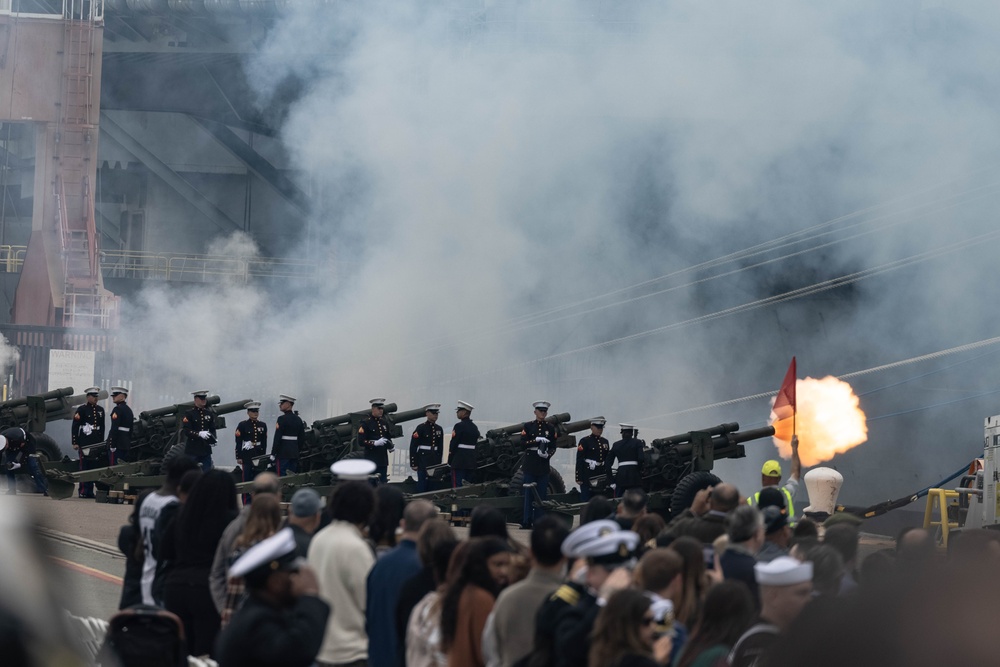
[748,435,801,517]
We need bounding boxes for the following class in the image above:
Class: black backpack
[98,605,187,667]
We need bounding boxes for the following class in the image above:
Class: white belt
[617,461,638,467]
[281,436,297,440]
[117,427,130,432]
[457,444,476,449]
[417,446,432,451]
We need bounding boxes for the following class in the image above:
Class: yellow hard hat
[762,460,782,477]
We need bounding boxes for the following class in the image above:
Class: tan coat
[491,569,564,667]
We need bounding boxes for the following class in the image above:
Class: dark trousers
[416,467,428,493]
[6,457,46,494]
[277,458,298,476]
[194,454,213,471]
[580,480,593,502]
[77,452,97,497]
[452,468,466,488]
[374,466,387,484]
[164,580,221,658]
[239,460,257,504]
[522,470,548,527]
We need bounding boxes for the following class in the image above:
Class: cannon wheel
[31,433,62,463]
[510,468,566,496]
[670,471,722,517]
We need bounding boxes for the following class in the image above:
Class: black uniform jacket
[234,417,268,461]
[553,589,600,667]
[272,411,305,459]
[410,420,444,469]
[109,403,134,454]
[358,414,394,468]
[215,594,331,667]
[182,406,218,457]
[606,437,645,490]
[448,418,480,471]
[576,435,609,485]
[72,403,106,454]
[1,427,33,465]
[520,419,558,476]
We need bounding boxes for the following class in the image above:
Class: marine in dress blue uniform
[271,395,305,477]
[2,427,47,495]
[358,398,394,484]
[72,387,105,498]
[235,401,267,501]
[605,423,645,497]
[448,400,479,488]
[575,418,610,502]
[107,386,133,465]
[519,401,558,529]
[182,390,218,471]
[409,403,443,493]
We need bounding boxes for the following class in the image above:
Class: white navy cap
[330,458,377,480]
[578,530,641,565]
[244,401,262,411]
[456,400,474,412]
[590,417,606,427]
[84,386,101,396]
[110,387,128,396]
[561,519,620,558]
[279,394,296,404]
[754,556,813,586]
[648,596,675,624]
[424,404,442,412]
[619,423,636,430]
[370,398,387,407]
[533,401,551,411]
[191,390,210,398]
[229,527,300,580]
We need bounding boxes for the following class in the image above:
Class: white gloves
[536,448,553,458]
[609,483,617,491]
[374,438,388,447]
[198,430,211,440]
[242,441,254,451]
[270,455,276,462]
[81,424,93,436]
[535,436,550,445]
[586,459,598,470]
[8,462,20,470]
[110,448,116,454]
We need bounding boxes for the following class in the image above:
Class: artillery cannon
[296,403,429,472]
[0,387,108,462]
[44,395,250,499]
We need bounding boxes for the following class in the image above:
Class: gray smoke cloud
[116,1,1000,502]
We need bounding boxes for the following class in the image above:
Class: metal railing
[0,245,26,273]
[0,0,102,20]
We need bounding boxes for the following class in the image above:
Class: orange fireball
[769,376,868,467]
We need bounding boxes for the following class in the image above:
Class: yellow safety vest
[747,487,795,517]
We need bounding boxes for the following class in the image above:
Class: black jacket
[606,437,645,490]
[72,403,106,450]
[410,420,444,469]
[215,594,331,667]
[520,419,558,476]
[182,406,217,457]
[234,418,268,462]
[272,411,305,459]
[358,414,394,468]
[448,418,480,471]
[109,403,134,454]
[576,435,609,485]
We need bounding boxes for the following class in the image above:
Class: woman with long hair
[221,494,283,625]
[439,537,512,667]
[162,469,239,658]
[406,532,459,667]
[669,537,712,628]
[589,588,673,667]
[673,581,755,667]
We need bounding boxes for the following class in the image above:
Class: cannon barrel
[388,406,432,426]
[559,418,602,435]
[669,425,776,457]
[1,388,108,430]
[651,422,740,448]
[140,395,222,421]
[486,413,571,440]
[0,386,75,411]
[312,403,400,429]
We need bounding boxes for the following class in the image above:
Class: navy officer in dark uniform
[519,400,558,530]
[448,400,479,488]
[71,386,105,498]
[358,397,394,484]
[2,427,47,495]
[182,389,218,471]
[576,417,609,502]
[107,386,133,465]
[272,394,305,477]
[215,527,330,667]
[605,423,645,497]
[235,401,267,501]
[409,403,443,492]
